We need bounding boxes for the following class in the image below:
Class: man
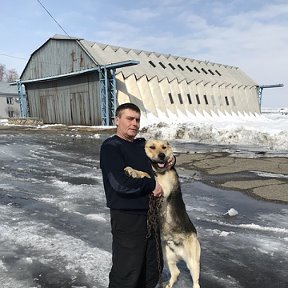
[100,103,165,288]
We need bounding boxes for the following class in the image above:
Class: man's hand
[152,182,163,198]
[166,155,176,170]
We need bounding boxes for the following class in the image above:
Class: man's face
[116,109,140,141]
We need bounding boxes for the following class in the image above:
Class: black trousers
[109,209,163,288]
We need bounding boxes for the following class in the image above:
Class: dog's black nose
[158,153,165,161]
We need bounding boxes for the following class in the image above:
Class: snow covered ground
[0,111,287,287]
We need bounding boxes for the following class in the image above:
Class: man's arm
[100,142,156,196]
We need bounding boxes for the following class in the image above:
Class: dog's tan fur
[124,139,201,288]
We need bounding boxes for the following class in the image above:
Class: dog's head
[145,139,173,173]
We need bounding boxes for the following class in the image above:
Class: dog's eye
[162,146,167,149]
[150,146,156,150]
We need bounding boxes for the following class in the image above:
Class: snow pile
[139,112,288,151]
[224,208,239,217]
[0,119,8,124]
[1,110,288,151]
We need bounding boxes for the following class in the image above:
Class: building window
[177,64,184,71]
[225,96,230,105]
[211,95,216,105]
[203,95,208,104]
[194,67,201,73]
[208,69,215,75]
[201,68,208,74]
[178,94,183,104]
[6,97,14,105]
[168,63,175,70]
[159,62,166,69]
[218,95,223,106]
[8,111,15,117]
[168,93,174,104]
[187,93,192,104]
[215,70,222,76]
[186,65,193,72]
[149,60,156,67]
[231,96,236,106]
[196,94,200,104]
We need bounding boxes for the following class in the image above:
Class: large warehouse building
[19,34,260,126]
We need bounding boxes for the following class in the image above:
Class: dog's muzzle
[151,154,170,172]
[158,153,166,161]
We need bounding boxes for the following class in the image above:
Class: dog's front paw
[124,167,138,178]
[124,167,151,178]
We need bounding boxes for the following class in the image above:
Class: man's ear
[115,116,119,126]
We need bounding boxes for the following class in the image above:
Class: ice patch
[202,270,241,288]
[0,220,111,287]
[238,223,288,233]
[206,229,235,237]
[219,231,234,237]
[209,219,288,234]
[186,206,207,213]
[0,183,15,191]
[0,260,8,271]
[85,214,107,222]
[251,170,288,179]
[252,236,287,254]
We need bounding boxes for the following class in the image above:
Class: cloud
[116,7,159,22]
[1,0,286,107]
[93,21,140,45]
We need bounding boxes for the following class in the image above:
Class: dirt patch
[176,152,288,204]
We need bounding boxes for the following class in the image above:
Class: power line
[1,1,71,62]
[0,53,27,60]
[36,0,71,38]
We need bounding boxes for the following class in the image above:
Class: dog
[124,139,201,288]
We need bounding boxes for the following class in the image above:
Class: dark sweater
[100,135,156,212]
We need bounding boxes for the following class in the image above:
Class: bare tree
[5,68,19,82]
[0,64,5,81]
[0,64,19,82]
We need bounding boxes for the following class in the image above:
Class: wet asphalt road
[0,131,287,288]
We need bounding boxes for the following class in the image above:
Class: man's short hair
[116,103,141,117]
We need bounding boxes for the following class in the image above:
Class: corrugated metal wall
[21,38,102,125]
[26,73,101,125]
[21,38,96,81]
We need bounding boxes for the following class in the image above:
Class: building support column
[16,80,28,117]
[100,67,117,126]
[99,60,139,126]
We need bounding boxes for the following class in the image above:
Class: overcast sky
[0,0,287,108]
